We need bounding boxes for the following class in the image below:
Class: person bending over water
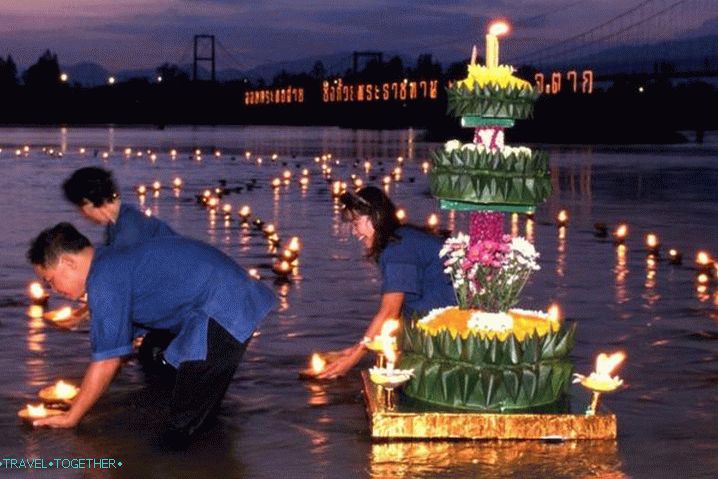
[27,223,276,448]
[317,186,456,379]
[63,166,176,248]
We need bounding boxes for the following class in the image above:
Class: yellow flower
[458,65,532,91]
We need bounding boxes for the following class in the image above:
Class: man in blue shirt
[27,223,276,447]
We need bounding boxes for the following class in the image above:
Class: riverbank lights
[60,73,68,83]
[173,177,183,189]
[108,76,115,85]
[427,213,439,230]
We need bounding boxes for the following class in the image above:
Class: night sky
[1,0,716,72]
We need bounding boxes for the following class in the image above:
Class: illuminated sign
[535,70,593,94]
[245,87,304,105]
[322,79,439,103]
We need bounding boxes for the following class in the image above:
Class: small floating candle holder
[18,404,64,424]
[369,367,414,410]
[38,380,79,405]
[298,351,345,379]
[668,249,683,265]
[272,260,292,279]
[42,306,86,329]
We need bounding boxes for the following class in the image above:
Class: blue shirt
[86,236,277,367]
[378,226,456,318]
[105,203,176,247]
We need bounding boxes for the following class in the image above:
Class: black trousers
[165,318,249,438]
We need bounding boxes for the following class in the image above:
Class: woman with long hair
[317,186,455,379]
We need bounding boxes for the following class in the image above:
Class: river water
[0,126,717,478]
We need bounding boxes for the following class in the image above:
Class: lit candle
[47,306,73,323]
[485,21,510,68]
[28,282,48,306]
[696,251,713,271]
[427,213,439,230]
[547,303,561,323]
[613,224,628,244]
[26,403,48,418]
[557,210,568,227]
[136,184,147,195]
[644,233,659,254]
[383,340,396,372]
[668,248,682,265]
[238,205,251,220]
[152,181,161,191]
[172,177,183,189]
[311,353,326,375]
[396,209,407,223]
[287,236,302,253]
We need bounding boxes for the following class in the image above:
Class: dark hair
[340,186,402,262]
[62,167,119,207]
[27,222,91,267]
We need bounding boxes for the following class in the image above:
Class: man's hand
[33,412,80,428]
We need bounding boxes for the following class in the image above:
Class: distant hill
[539,35,718,75]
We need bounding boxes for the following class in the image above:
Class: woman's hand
[316,343,366,379]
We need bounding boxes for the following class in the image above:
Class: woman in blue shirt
[63,167,177,369]
[62,167,176,248]
[317,186,455,379]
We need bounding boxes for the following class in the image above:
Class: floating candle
[28,282,49,306]
[39,380,79,402]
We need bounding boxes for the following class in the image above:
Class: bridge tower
[352,51,383,74]
[193,34,216,82]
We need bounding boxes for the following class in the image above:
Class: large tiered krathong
[398,39,574,412]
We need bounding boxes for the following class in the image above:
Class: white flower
[511,237,537,258]
[468,312,514,333]
[444,139,461,152]
[461,143,476,151]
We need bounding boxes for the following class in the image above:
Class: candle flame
[311,353,326,374]
[547,303,561,322]
[380,319,400,337]
[696,251,712,266]
[53,306,73,321]
[54,380,79,399]
[26,403,47,418]
[595,351,626,376]
[28,282,45,299]
[646,233,659,248]
[488,21,510,36]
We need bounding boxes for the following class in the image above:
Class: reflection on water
[1,126,718,478]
